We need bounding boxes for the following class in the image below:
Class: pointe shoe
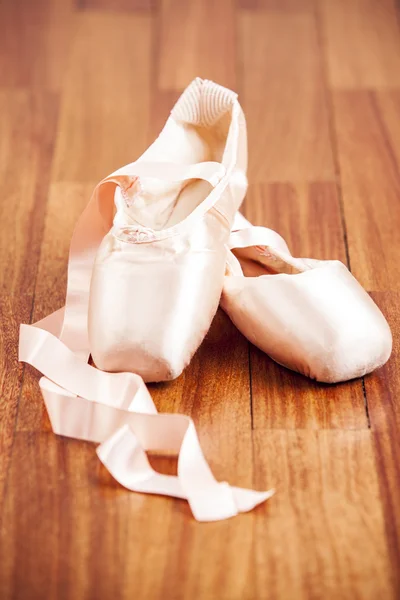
[88,79,248,382]
[221,214,392,383]
[17,85,274,522]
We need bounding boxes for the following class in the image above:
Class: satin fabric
[19,315,274,522]
[222,215,392,383]
[18,80,274,522]
[89,210,229,381]
[89,78,248,382]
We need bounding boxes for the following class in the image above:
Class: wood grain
[252,430,395,599]
[0,296,31,510]
[0,0,73,91]
[16,183,96,433]
[373,428,400,596]
[250,350,367,429]
[148,89,181,143]
[80,0,155,10]
[320,0,400,89]
[364,293,400,591]
[1,313,258,600]
[0,434,118,600]
[51,11,151,183]
[1,0,400,597]
[243,182,347,263]
[33,183,97,305]
[373,90,400,179]
[147,311,257,600]
[242,182,366,428]
[158,0,236,91]
[333,90,400,290]
[238,0,313,10]
[150,310,253,484]
[239,11,335,183]
[0,432,395,600]
[0,91,58,295]
[365,293,400,431]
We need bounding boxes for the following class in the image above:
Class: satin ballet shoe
[88,78,248,382]
[18,82,274,521]
[222,214,392,383]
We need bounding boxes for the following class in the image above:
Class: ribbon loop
[19,147,274,521]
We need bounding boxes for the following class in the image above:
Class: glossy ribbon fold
[19,155,274,521]
[19,313,274,521]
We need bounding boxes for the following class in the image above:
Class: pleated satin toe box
[89,216,228,382]
[222,260,392,383]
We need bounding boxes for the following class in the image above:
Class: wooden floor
[0,0,400,598]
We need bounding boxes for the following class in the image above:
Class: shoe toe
[91,341,185,382]
[305,314,392,383]
[88,231,226,382]
[222,261,392,383]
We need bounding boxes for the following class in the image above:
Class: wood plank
[238,0,313,10]
[373,90,400,175]
[242,182,367,428]
[158,0,236,91]
[239,11,335,183]
[148,310,257,600]
[80,0,155,10]
[17,183,96,432]
[333,90,400,291]
[149,310,252,486]
[4,433,394,599]
[252,430,395,599]
[250,351,367,429]
[373,428,400,595]
[242,182,347,263]
[0,434,127,600]
[0,0,73,90]
[365,293,400,431]
[1,1,399,597]
[34,183,97,306]
[18,89,175,432]
[364,292,400,590]
[0,91,59,295]
[148,90,181,144]
[51,11,152,183]
[3,312,260,600]
[0,296,32,510]
[319,0,400,89]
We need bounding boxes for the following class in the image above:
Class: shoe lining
[119,115,231,231]
[232,246,306,277]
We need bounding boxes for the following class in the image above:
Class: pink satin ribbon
[19,160,274,522]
